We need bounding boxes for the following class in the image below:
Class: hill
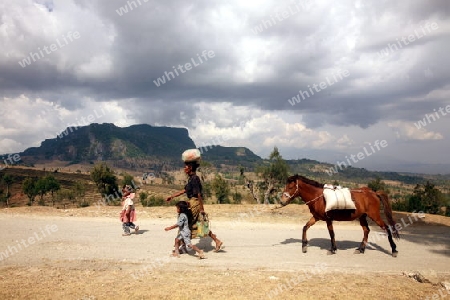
[285,159,433,185]
[21,123,195,165]
[201,145,262,169]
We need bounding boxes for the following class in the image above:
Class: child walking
[165,201,205,259]
[120,184,139,236]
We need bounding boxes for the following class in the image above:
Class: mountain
[19,123,262,171]
[21,123,195,166]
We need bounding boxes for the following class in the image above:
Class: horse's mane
[287,174,323,188]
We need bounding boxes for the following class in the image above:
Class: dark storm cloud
[1,0,449,129]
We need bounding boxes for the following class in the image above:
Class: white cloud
[0,138,23,154]
[0,95,136,153]
[188,104,346,158]
[388,121,444,140]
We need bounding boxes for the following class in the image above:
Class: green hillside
[21,123,196,164]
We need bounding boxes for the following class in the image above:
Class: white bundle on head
[181,149,201,162]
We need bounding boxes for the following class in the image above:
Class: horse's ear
[287,174,298,183]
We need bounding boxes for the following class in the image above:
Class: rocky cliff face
[21,123,196,163]
[19,123,263,171]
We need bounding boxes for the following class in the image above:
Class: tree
[35,177,49,202]
[74,181,86,206]
[408,181,445,214]
[67,189,75,205]
[202,182,213,199]
[56,189,71,208]
[22,177,38,205]
[246,179,262,204]
[368,176,389,193]
[121,173,135,187]
[0,188,4,207]
[238,166,245,185]
[74,181,86,198]
[211,174,230,204]
[161,172,175,185]
[139,191,148,205]
[2,174,13,207]
[199,161,214,182]
[232,186,243,204]
[90,163,119,197]
[45,175,61,206]
[256,147,289,204]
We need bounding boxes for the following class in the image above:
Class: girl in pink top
[120,185,139,236]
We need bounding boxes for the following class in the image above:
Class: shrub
[142,195,166,207]
[232,191,243,204]
[392,199,408,212]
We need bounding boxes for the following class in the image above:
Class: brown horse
[280,174,400,257]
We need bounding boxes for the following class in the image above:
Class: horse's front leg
[302,217,316,253]
[355,215,370,254]
[326,219,337,255]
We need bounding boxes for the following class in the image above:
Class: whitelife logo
[251,1,313,34]
[0,225,58,262]
[0,153,21,170]
[414,105,450,130]
[325,140,388,176]
[153,50,215,87]
[288,70,350,106]
[18,31,81,68]
[377,22,439,59]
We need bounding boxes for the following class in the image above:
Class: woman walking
[166,161,223,252]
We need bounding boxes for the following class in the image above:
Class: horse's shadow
[280,238,392,255]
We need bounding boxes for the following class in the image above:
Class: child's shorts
[176,232,193,251]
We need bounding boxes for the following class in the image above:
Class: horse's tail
[376,190,400,240]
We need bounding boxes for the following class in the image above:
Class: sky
[0,0,449,174]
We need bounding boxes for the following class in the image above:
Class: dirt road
[0,205,449,299]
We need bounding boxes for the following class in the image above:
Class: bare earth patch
[0,204,449,300]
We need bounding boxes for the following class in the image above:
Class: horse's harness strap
[286,180,299,200]
[305,194,323,205]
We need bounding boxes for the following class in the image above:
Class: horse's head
[280,175,299,206]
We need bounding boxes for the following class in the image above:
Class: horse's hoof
[354,248,364,254]
[302,247,307,253]
[392,251,398,258]
[327,250,336,255]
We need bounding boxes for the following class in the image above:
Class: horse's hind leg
[326,219,337,255]
[355,214,369,254]
[369,214,398,257]
[387,226,398,257]
[302,217,316,253]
